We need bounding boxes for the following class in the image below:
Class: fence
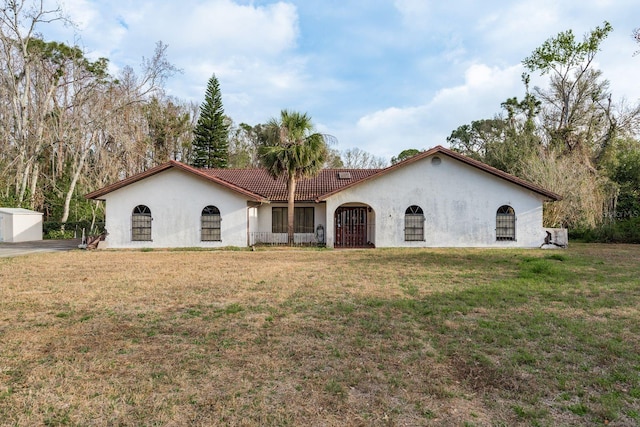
[249,232,321,247]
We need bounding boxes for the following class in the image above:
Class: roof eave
[317,145,562,202]
[436,148,563,201]
[85,160,268,203]
[84,162,174,200]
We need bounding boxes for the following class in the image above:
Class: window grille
[132,205,152,241]
[404,205,424,241]
[201,205,221,241]
[496,205,516,241]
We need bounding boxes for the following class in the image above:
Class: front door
[335,207,368,248]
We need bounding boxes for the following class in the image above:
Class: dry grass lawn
[0,244,639,426]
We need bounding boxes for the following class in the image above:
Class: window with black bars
[132,205,152,241]
[496,205,516,241]
[404,205,424,241]
[272,207,314,233]
[201,205,221,241]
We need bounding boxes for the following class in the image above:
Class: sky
[41,0,640,161]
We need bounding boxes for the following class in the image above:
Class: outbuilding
[0,208,44,243]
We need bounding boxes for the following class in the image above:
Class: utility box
[0,208,43,243]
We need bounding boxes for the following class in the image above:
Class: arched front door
[335,206,372,248]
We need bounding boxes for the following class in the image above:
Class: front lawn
[0,244,638,426]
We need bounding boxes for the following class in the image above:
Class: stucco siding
[324,154,547,248]
[103,168,249,248]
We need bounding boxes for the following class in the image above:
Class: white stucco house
[85,145,562,249]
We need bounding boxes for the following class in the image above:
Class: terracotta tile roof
[201,168,381,202]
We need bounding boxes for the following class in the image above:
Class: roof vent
[337,171,351,180]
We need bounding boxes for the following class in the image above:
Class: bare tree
[57,42,178,222]
[144,96,193,164]
[520,148,616,229]
[0,0,68,207]
[341,147,387,168]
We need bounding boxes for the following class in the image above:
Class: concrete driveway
[0,239,82,258]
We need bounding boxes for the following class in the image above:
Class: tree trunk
[28,162,39,209]
[17,161,30,205]
[287,175,296,245]
[61,149,89,223]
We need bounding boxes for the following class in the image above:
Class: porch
[333,205,376,248]
[248,232,323,247]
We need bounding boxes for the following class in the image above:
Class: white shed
[0,208,43,243]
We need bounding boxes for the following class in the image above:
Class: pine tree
[191,74,229,168]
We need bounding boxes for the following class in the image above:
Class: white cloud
[48,1,300,73]
[145,1,298,56]
[103,0,298,61]
[478,0,561,44]
[59,0,98,31]
[393,0,431,29]
[345,63,524,159]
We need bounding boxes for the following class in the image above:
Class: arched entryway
[334,204,375,248]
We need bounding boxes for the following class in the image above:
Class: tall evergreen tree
[191,74,229,168]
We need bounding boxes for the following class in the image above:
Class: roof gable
[316,146,562,201]
[84,161,268,202]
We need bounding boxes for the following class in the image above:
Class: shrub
[43,221,105,240]
[569,217,640,243]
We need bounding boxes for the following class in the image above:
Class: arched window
[404,205,424,241]
[496,205,516,241]
[201,205,221,241]
[132,205,152,241]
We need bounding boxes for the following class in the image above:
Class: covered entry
[334,205,375,248]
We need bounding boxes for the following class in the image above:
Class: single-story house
[85,145,562,249]
[0,208,43,243]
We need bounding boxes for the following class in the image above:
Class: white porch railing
[249,232,320,246]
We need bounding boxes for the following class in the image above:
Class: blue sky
[45,0,639,161]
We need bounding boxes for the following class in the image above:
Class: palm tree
[259,110,332,245]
